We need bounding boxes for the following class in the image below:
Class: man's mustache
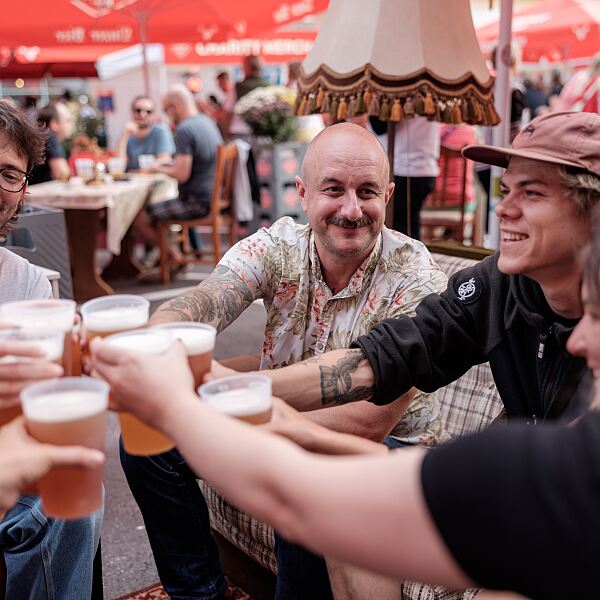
[326,215,373,229]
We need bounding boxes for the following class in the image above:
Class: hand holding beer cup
[0,331,64,426]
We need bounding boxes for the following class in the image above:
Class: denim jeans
[0,495,103,600]
[119,440,227,600]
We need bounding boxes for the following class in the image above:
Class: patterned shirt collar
[308,229,383,298]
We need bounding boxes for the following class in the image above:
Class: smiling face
[297,124,393,263]
[0,136,27,240]
[132,97,155,131]
[496,157,590,285]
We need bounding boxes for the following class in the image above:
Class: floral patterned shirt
[220,217,448,444]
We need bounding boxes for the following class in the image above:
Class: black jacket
[354,254,592,422]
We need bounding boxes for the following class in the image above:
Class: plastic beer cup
[198,375,272,425]
[153,323,216,387]
[0,328,64,426]
[20,377,109,519]
[1,299,77,376]
[103,328,175,456]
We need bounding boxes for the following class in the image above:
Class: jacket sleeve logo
[456,276,482,303]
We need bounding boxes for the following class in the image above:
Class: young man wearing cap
[216,111,600,597]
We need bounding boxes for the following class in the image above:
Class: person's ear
[385,181,395,206]
[296,176,308,212]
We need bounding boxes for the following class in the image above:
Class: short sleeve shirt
[29,132,64,185]
[126,125,175,171]
[0,248,52,303]
[220,218,449,444]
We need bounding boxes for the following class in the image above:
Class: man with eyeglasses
[118,95,174,172]
[0,99,103,599]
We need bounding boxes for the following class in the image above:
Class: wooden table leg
[64,209,114,302]
[101,227,144,281]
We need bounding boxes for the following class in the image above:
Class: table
[26,174,178,301]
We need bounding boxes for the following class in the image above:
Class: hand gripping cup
[104,328,175,456]
[1,299,77,376]
[153,323,216,388]
[0,328,65,426]
[20,377,109,519]
[198,375,273,425]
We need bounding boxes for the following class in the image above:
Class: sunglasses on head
[133,107,153,114]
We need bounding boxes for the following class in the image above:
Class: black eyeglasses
[0,167,29,193]
[133,107,153,115]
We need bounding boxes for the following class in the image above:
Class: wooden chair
[157,142,238,285]
[420,145,476,245]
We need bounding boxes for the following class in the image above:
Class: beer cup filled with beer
[20,377,109,519]
[198,375,273,425]
[0,328,64,426]
[153,322,216,387]
[1,299,77,376]
[103,328,175,456]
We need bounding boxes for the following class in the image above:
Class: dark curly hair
[0,99,46,172]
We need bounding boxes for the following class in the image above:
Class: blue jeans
[119,440,226,600]
[0,495,103,600]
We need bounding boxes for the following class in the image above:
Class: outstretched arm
[149,265,256,332]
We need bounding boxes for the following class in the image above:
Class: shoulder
[264,217,309,245]
[0,248,52,302]
[46,133,64,158]
[446,254,506,306]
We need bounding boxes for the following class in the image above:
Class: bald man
[134,85,223,248]
[122,123,447,600]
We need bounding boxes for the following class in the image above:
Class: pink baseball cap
[463,111,600,177]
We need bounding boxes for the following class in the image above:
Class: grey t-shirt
[0,247,52,304]
[175,114,223,208]
[126,125,175,171]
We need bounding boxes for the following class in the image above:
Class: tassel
[348,95,357,117]
[474,99,484,123]
[424,92,436,116]
[467,96,477,121]
[452,102,463,124]
[293,93,302,115]
[363,89,372,112]
[307,94,316,115]
[415,94,425,115]
[337,97,349,120]
[485,101,501,126]
[315,87,325,111]
[461,98,469,123]
[330,97,339,118]
[443,105,453,123]
[368,94,381,116]
[379,97,391,121]
[403,96,415,118]
[435,101,442,122]
[298,95,308,116]
[390,98,404,122]
[356,92,366,115]
[322,93,332,115]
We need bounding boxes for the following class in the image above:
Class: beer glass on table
[20,377,109,519]
[103,328,175,456]
[0,328,64,426]
[198,375,273,425]
[1,299,77,376]
[153,322,216,388]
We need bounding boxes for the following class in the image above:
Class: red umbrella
[0,0,328,46]
[477,0,600,63]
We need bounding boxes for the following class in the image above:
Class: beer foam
[204,388,271,417]
[84,307,148,332]
[2,301,75,333]
[168,328,215,355]
[107,332,171,355]
[23,390,107,423]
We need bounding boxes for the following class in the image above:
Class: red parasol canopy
[0,0,328,47]
[477,0,600,63]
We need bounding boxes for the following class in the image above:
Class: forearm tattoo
[319,349,374,405]
[154,265,255,331]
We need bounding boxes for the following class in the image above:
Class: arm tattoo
[154,265,255,331]
[319,349,374,405]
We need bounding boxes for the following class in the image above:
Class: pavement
[100,266,267,598]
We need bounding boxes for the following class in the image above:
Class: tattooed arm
[149,265,256,332]
[265,348,376,412]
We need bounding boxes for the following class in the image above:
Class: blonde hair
[558,166,600,218]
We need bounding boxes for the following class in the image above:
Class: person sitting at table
[0,99,103,600]
[28,101,73,185]
[91,208,600,600]
[118,95,174,172]
[119,122,447,600]
[132,85,223,262]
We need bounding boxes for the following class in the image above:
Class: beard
[0,197,23,243]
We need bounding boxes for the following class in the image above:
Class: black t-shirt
[422,411,600,599]
[29,132,64,185]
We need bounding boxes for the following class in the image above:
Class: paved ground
[101,268,267,598]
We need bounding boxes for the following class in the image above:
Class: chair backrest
[210,142,238,222]
[428,145,468,210]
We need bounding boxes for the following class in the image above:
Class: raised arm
[149,265,256,331]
